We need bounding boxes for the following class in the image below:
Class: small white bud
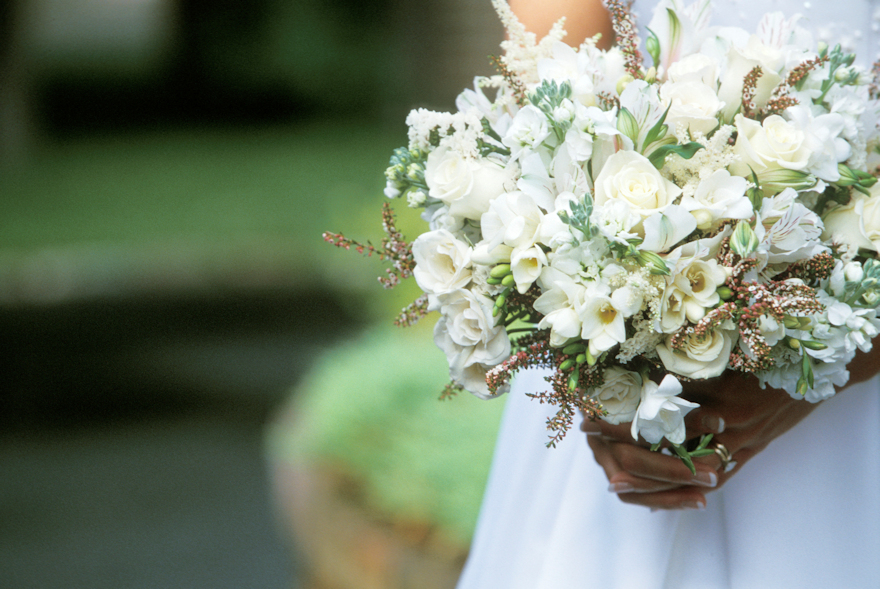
[844,261,865,282]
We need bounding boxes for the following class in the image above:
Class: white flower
[680,169,752,230]
[755,188,825,264]
[502,105,551,157]
[580,290,626,356]
[730,114,812,178]
[534,267,587,347]
[593,150,682,224]
[424,146,511,221]
[412,230,472,294]
[667,54,717,86]
[510,245,548,294]
[785,105,851,182]
[671,258,728,323]
[537,41,597,106]
[717,38,783,122]
[595,367,642,425]
[481,191,544,252]
[659,80,724,136]
[640,205,698,253]
[631,374,698,445]
[656,329,734,379]
[432,289,511,399]
[823,191,880,253]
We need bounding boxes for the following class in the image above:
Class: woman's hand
[583,374,820,510]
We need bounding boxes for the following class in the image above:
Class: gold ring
[713,442,736,473]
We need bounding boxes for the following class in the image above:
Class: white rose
[630,374,698,445]
[656,329,734,379]
[823,191,880,253]
[659,80,724,136]
[595,367,642,425]
[432,289,511,399]
[424,147,511,221]
[412,229,473,295]
[730,114,811,177]
[666,54,717,86]
[593,151,682,224]
[717,40,783,122]
[680,170,752,230]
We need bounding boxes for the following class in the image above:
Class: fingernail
[681,500,706,511]
[691,471,717,488]
[703,415,725,434]
[608,482,635,494]
[725,460,738,473]
[584,430,602,437]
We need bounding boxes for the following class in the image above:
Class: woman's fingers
[588,434,718,491]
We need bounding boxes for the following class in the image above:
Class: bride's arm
[509,0,614,48]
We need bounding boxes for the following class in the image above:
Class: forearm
[509,0,614,48]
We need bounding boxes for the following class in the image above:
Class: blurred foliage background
[0,1,510,587]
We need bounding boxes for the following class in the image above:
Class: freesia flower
[631,374,698,444]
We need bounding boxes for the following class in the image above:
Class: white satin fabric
[456,2,880,587]
[456,370,880,588]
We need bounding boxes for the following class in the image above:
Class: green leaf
[643,105,671,150]
[645,27,661,69]
[648,141,704,169]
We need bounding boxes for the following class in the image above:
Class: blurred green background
[0,1,507,588]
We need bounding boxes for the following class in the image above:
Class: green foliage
[266,325,507,545]
[0,120,424,319]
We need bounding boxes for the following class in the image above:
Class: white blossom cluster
[384,0,880,447]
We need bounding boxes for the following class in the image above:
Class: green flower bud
[783,316,801,329]
[585,349,597,366]
[501,274,515,287]
[494,293,507,309]
[717,286,734,301]
[616,74,635,96]
[645,28,661,68]
[731,220,759,258]
[576,354,587,364]
[560,358,576,372]
[562,342,586,355]
[758,168,816,192]
[788,337,801,349]
[616,106,639,144]
[800,340,828,351]
[490,264,512,278]
[636,250,670,275]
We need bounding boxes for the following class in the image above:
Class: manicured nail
[703,415,725,434]
[681,500,706,511]
[725,460,738,473]
[691,471,717,488]
[608,482,635,494]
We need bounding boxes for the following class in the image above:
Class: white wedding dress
[456,2,880,588]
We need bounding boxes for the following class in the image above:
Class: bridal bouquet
[325,0,880,466]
